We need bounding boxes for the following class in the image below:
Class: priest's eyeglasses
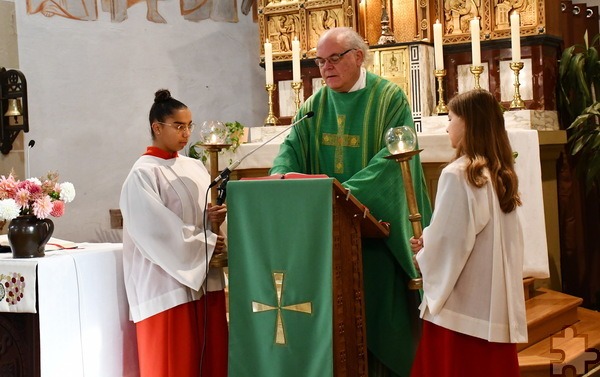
[314,49,356,67]
[156,122,196,133]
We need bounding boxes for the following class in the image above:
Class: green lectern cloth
[228,178,334,377]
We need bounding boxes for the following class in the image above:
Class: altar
[217,112,568,287]
[0,243,139,377]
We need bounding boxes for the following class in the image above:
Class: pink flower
[0,174,18,199]
[50,200,65,217]
[14,189,30,208]
[32,196,53,219]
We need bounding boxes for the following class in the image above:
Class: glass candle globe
[198,120,229,145]
[385,126,417,155]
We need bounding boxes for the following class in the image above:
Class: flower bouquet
[0,171,75,223]
[0,172,75,258]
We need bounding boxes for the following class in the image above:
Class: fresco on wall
[26,0,238,23]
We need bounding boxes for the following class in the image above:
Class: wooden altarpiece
[257,0,357,62]
[227,177,389,377]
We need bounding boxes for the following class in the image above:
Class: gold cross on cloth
[321,115,360,174]
[252,272,312,345]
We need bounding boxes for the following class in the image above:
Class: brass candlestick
[264,84,278,126]
[434,69,449,115]
[470,65,484,89]
[385,149,424,290]
[200,143,231,268]
[291,81,303,114]
[509,62,525,110]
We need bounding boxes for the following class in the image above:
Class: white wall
[11,0,265,242]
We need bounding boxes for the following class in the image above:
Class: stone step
[519,307,600,377]
[518,288,583,352]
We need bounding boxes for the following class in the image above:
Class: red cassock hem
[410,320,521,377]
[136,290,228,377]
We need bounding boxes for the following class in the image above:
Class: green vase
[7,215,54,258]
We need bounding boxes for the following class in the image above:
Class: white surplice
[416,156,528,343]
[120,155,224,322]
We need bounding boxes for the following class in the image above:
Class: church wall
[4,0,265,242]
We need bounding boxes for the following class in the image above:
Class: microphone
[216,176,229,205]
[26,139,35,178]
[208,111,314,188]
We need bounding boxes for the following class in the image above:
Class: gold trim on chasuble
[252,272,313,345]
[321,115,361,174]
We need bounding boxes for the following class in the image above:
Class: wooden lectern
[227,177,389,377]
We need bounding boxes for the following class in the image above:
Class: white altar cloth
[216,128,549,279]
[0,243,139,377]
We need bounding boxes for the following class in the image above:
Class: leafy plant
[558,32,600,190]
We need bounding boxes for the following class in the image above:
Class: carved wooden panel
[437,0,561,44]
[258,0,357,61]
[0,313,40,377]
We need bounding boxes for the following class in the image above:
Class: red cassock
[136,290,228,377]
[411,321,520,377]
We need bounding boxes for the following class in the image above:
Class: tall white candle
[433,19,444,70]
[292,37,301,82]
[510,12,521,62]
[264,39,274,86]
[470,18,481,66]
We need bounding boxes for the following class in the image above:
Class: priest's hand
[207,203,227,226]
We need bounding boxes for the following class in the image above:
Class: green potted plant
[558,32,600,189]
[557,32,600,310]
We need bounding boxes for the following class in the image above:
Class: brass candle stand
[200,143,231,268]
[434,69,449,115]
[264,84,278,126]
[470,65,484,90]
[509,62,525,110]
[385,149,424,290]
[291,81,303,114]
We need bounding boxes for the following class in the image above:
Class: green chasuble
[270,72,433,377]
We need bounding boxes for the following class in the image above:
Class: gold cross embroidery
[322,115,360,174]
[252,272,312,345]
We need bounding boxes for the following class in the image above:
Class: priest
[270,27,432,377]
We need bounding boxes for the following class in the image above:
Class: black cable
[199,186,211,377]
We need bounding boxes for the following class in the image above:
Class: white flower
[26,177,42,186]
[59,182,76,203]
[0,199,21,221]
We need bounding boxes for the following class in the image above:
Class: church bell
[4,98,22,117]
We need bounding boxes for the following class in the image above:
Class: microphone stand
[209,111,314,188]
[203,111,314,268]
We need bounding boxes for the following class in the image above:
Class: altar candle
[470,18,481,66]
[292,37,301,82]
[433,19,444,70]
[510,12,521,62]
[264,39,274,86]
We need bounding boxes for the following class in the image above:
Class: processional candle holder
[198,120,231,268]
[264,84,278,126]
[469,65,484,90]
[434,69,449,115]
[291,81,303,114]
[384,126,424,290]
[509,62,525,110]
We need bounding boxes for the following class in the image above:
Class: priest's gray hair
[318,27,371,66]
